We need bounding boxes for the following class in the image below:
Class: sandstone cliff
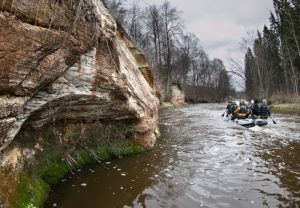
[170,84,185,107]
[0,0,159,207]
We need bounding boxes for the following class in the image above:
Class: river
[45,104,300,208]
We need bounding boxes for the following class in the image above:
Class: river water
[45,104,300,208]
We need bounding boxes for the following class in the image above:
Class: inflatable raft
[255,119,268,126]
[236,118,255,127]
[235,118,268,128]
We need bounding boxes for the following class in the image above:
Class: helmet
[262,99,267,104]
[251,100,254,104]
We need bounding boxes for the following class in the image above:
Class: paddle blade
[271,116,277,124]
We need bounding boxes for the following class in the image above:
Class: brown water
[45,104,300,208]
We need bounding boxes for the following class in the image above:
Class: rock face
[170,84,185,106]
[0,0,159,206]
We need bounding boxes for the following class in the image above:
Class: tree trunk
[287,10,300,57]
[279,40,290,94]
[285,38,299,96]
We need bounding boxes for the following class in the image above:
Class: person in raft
[223,101,237,117]
[250,99,261,118]
[233,100,251,119]
[260,99,271,119]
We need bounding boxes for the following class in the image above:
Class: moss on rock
[12,140,142,208]
[13,175,49,208]
[3,121,144,208]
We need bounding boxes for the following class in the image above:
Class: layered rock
[0,0,159,206]
[170,84,185,106]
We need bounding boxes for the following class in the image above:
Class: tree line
[243,0,300,101]
[104,0,234,102]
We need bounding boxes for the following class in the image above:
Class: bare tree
[104,0,128,26]
[160,1,183,97]
[104,0,233,102]
[127,2,144,48]
[144,5,163,75]
[173,33,201,84]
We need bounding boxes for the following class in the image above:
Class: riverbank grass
[270,103,300,115]
[12,141,142,208]
[14,175,49,208]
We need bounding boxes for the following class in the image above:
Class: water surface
[45,104,300,208]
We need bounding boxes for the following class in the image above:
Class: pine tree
[245,48,255,99]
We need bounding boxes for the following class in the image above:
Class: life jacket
[237,113,247,119]
[230,104,238,114]
[240,104,248,114]
[260,104,269,118]
[226,103,232,111]
[233,107,247,119]
[252,103,260,116]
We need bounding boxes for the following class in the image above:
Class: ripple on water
[45,104,300,208]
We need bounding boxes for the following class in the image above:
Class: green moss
[108,141,142,157]
[75,150,95,166]
[95,141,142,160]
[11,119,146,207]
[96,147,112,160]
[13,175,50,208]
[39,160,70,186]
[13,138,143,208]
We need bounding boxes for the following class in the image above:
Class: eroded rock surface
[170,84,185,106]
[0,0,159,206]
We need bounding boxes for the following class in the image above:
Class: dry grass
[270,93,300,104]
[270,104,300,115]
[269,93,300,115]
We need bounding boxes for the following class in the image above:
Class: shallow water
[45,104,300,208]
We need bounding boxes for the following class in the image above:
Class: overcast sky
[130,0,274,71]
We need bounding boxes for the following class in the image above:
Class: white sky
[129,0,274,72]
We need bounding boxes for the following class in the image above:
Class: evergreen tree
[217,69,231,101]
[243,0,300,99]
[245,48,255,99]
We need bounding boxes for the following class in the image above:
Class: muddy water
[45,104,300,208]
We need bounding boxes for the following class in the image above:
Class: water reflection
[45,150,165,208]
[45,104,300,208]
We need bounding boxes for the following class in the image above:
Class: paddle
[270,116,277,124]
[221,110,227,117]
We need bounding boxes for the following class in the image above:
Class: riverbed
[45,104,300,208]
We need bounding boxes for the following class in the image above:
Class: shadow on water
[45,104,300,208]
[44,148,169,208]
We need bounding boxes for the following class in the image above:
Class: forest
[104,0,234,102]
[242,0,300,102]
[105,0,300,104]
